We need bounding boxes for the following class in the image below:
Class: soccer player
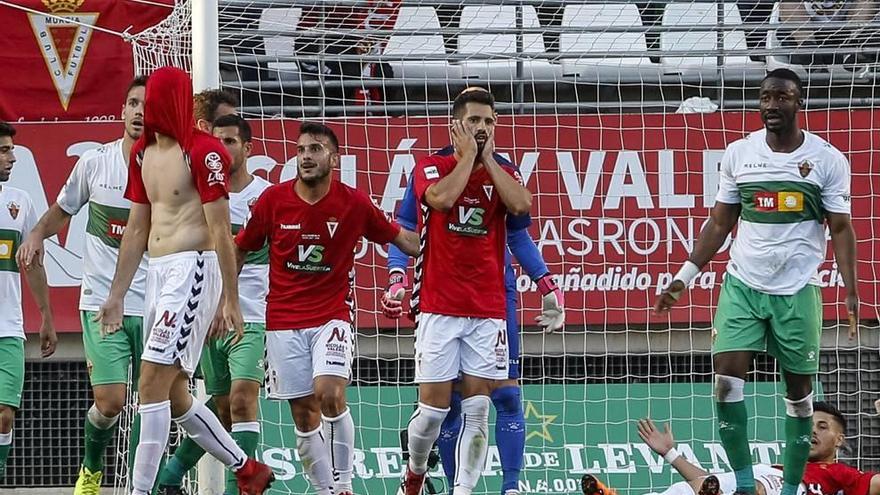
[193,89,238,132]
[156,114,269,495]
[596,401,880,495]
[17,76,150,494]
[98,67,273,495]
[235,122,420,495]
[655,68,858,495]
[398,88,532,495]
[0,121,57,479]
[382,136,564,494]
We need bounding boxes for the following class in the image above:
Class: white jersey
[716,128,851,295]
[56,138,148,316]
[0,186,38,339]
[230,175,271,323]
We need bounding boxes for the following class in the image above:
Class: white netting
[130,0,193,75]
[119,1,880,495]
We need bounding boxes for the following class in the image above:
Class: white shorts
[264,320,354,400]
[414,312,508,383]
[142,251,221,377]
[715,465,793,495]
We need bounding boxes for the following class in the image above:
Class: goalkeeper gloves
[381,269,408,319]
[535,274,564,333]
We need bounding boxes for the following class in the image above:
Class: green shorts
[0,337,24,408]
[81,311,144,386]
[201,323,265,396]
[713,275,822,375]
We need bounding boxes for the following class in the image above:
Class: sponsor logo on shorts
[495,327,508,370]
[148,346,166,353]
[326,360,345,367]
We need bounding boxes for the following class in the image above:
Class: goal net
[121,1,880,494]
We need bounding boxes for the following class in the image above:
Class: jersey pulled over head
[142,66,195,150]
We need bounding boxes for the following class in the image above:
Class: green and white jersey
[56,138,148,316]
[717,128,851,295]
[230,175,271,323]
[0,186,38,339]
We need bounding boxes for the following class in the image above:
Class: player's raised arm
[99,201,150,335]
[423,122,477,212]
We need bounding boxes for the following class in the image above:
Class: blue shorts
[506,288,520,380]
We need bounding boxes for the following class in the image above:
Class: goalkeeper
[584,401,880,495]
[655,68,858,495]
[381,149,564,495]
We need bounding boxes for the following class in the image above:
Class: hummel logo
[280,223,301,230]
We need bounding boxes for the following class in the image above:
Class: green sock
[781,414,812,495]
[158,436,206,487]
[0,437,10,480]
[225,426,260,495]
[716,400,755,494]
[83,414,118,472]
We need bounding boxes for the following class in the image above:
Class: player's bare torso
[142,138,214,257]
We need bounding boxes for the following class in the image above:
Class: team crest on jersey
[483,185,494,200]
[6,201,19,220]
[798,160,814,178]
[327,220,339,238]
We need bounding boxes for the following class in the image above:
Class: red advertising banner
[8,111,879,333]
[0,0,172,122]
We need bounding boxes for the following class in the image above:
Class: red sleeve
[359,191,401,244]
[235,189,271,251]
[189,134,231,204]
[124,138,150,204]
[836,464,876,495]
[413,156,445,205]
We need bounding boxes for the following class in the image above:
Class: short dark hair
[193,89,239,123]
[0,121,16,139]
[299,122,339,151]
[125,75,148,99]
[762,68,803,97]
[814,401,847,432]
[213,114,252,143]
[452,87,495,119]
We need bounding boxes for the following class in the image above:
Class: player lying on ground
[398,88,532,495]
[235,121,420,495]
[382,88,563,495]
[0,121,57,480]
[156,115,269,495]
[584,401,880,495]
[18,76,150,495]
[98,66,273,495]
[655,68,858,495]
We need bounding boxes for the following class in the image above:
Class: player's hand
[535,274,564,333]
[39,319,57,358]
[637,418,675,456]
[451,120,477,160]
[95,298,124,336]
[874,398,880,416]
[479,128,496,163]
[654,280,686,314]
[381,270,408,319]
[207,303,227,341]
[16,234,45,269]
[223,299,245,345]
[845,292,859,340]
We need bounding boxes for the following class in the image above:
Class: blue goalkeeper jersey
[387,149,548,294]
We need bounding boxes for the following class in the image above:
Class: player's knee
[714,374,745,403]
[490,385,522,414]
[317,391,346,417]
[784,392,814,418]
[290,399,321,432]
[0,406,15,433]
[784,377,813,402]
[95,395,126,417]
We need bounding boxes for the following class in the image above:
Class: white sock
[453,395,491,493]
[132,400,171,495]
[323,408,355,492]
[174,397,246,470]
[296,426,335,493]
[0,431,11,446]
[661,481,697,495]
[406,402,449,475]
[88,404,120,429]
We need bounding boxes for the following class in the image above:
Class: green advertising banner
[256,383,793,495]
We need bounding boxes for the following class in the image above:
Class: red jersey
[125,131,231,204]
[235,179,401,330]
[412,147,527,319]
[801,462,876,495]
